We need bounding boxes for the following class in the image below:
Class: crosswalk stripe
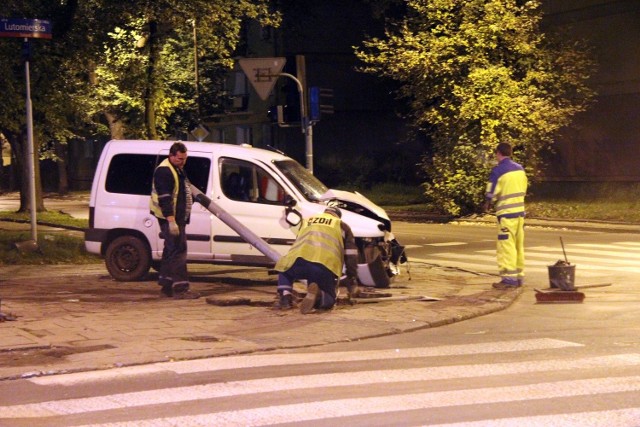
[527,247,640,261]
[411,241,640,273]
[429,408,640,427]
[574,242,640,248]
[5,353,637,418]
[31,338,580,386]
[71,376,640,427]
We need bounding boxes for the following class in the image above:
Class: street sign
[0,18,52,39]
[238,57,286,101]
[0,18,53,243]
[191,124,209,142]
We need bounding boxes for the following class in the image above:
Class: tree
[0,0,96,207]
[0,0,279,210]
[92,0,280,140]
[355,0,596,215]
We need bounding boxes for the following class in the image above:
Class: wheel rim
[113,244,140,272]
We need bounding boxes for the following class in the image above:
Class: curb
[0,263,521,381]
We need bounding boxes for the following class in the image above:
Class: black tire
[105,235,151,281]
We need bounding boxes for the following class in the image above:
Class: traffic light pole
[278,72,314,174]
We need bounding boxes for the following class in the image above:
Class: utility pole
[238,57,315,173]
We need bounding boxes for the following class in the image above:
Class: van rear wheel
[105,236,151,281]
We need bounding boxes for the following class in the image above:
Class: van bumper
[84,228,108,254]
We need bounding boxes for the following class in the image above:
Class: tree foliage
[0,0,279,205]
[91,0,280,139]
[356,0,596,215]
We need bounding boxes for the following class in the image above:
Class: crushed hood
[319,189,390,229]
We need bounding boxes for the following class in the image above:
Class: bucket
[548,264,576,291]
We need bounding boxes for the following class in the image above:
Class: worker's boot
[300,283,320,314]
[275,292,293,310]
[159,284,173,298]
[347,278,360,298]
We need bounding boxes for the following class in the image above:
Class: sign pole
[238,57,315,173]
[279,72,313,174]
[1,18,53,246]
[24,38,37,242]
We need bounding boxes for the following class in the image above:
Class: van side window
[183,157,211,194]
[105,154,211,195]
[220,158,285,204]
[106,154,156,195]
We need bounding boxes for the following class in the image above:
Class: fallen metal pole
[189,184,282,263]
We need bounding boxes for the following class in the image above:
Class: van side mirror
[285,206,302,227]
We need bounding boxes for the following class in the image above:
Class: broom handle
[560,237,569,263]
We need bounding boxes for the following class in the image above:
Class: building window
[229,71,249,111]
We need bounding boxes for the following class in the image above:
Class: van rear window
[105,154,210,195]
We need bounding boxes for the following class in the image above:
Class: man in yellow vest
[274,206,359,313]
[150,142,199,299]
[484,142,528,290]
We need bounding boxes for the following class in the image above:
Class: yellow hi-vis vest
[274,212,344,277]
[149,158,179,219]
[486,158,527,219]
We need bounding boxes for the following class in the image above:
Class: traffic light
[268,105,300,126]
[309,87,334,122]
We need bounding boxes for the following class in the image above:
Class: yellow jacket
[275,212,345,277]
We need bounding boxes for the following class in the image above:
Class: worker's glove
[482,201,491,213]
[168,220,180,237]
[347,277,360,298]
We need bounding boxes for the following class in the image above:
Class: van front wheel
[105,236,151,281]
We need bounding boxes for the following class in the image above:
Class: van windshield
[273,159,328,201]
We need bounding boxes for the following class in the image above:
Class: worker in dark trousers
[484,142,528,290]
[274,206,359,313]
[150,142,199,299]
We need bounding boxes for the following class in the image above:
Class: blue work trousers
[158,219,190,292]
[278,258,337,309]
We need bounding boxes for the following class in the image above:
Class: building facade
[541,0,640,181]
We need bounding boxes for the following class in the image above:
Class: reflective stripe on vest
[493,170,527,218]
[149,158,179,219]
[274,213,344,277]
[486,158,527,219]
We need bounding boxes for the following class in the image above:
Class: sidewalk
[0,259,520,381]
[1,192,638,381]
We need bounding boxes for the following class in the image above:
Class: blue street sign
[0,18,52,39]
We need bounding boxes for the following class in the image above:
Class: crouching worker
[274,206,359,313]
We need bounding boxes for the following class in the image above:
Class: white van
[85,140,399,285]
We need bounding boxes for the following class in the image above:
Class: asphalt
[1,192,637,382]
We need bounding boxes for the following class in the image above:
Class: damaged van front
[273,157,399,287]
[85,140,403,287]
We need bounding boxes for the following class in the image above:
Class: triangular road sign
[239,57,286,101]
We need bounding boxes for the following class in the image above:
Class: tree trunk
[15,132,45,213]
[144,19,158,140]
[4,132,21,195]
[105,111,125,139]
[0,133,18,192]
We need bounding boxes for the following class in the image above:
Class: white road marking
[70,376,640,427]
[411,242,640,274]
[527,246,640,261]
[428,408,640,427]
[30,338,580,385]
[5,354,637,418]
